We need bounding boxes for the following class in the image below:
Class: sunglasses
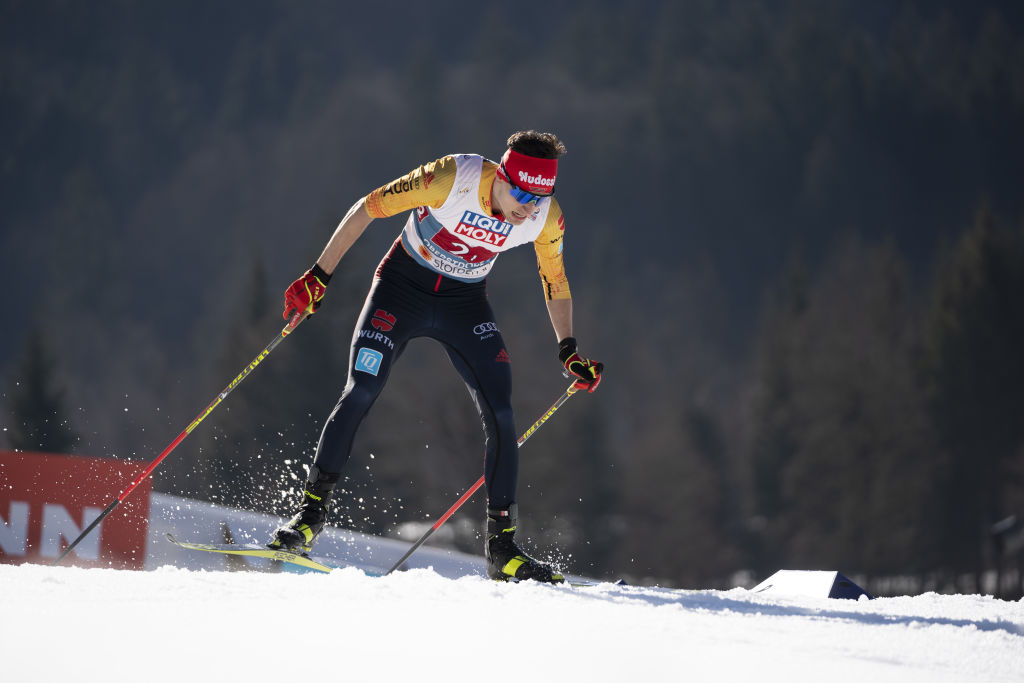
[500,163,554,205]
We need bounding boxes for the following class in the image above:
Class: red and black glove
[283,264,331,320]
[558,337,603,393]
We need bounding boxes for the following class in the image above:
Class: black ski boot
[268,466,339,553]
[485,504,564,583]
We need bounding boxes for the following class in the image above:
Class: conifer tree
[922,208,1024,583]
[5,328,79,453]
[749,239,942,578]
[747,252,809,574]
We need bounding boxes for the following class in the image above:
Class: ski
[165,533,336,573]
[504,576,629,589]
[166,533,626,586]
[567,578,629,588]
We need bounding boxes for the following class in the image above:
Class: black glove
[558,337,603,394]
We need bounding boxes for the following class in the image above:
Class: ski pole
[385,382,578,575]
[52,311,309,567]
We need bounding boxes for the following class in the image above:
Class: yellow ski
[165,533,335,572]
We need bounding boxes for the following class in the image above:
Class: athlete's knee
[493,403,515,431]
[337,377,381,414]
[480,402,516,443]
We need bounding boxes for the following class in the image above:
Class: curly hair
[506,130,566,159]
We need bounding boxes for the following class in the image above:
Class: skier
[269,131,603,583]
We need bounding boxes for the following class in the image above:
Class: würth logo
[495,349,511,363]
[372,309,396,332]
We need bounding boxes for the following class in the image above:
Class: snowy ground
[4,564,1022,682]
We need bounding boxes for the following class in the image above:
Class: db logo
[372,309,397,332]
[473,322,499,336]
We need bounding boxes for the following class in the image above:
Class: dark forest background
[3,1,1023,595]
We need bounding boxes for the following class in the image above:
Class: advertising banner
[0,451,151,569]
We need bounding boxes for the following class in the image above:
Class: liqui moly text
[453,211,513,247]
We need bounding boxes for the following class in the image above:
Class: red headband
[500,148,558,195]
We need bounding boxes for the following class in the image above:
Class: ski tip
[566,578,629,588]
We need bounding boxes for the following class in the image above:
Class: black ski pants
[312,241,519,509]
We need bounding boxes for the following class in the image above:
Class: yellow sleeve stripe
[535,207,571,301]
[364,156,458,219]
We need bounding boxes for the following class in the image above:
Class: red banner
[0,451,152,569]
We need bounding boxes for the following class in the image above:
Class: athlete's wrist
[311,263,332,285]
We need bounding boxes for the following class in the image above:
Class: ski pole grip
[284,310,308,335]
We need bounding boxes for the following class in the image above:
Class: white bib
[399,154,552,281]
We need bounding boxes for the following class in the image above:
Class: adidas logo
[495,349,511,363]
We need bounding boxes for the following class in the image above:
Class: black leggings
[313,240,519,508]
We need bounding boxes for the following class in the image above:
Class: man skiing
[269,130,603,583]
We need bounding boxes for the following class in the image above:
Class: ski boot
[268,466,339,553]
[485,504,564,583]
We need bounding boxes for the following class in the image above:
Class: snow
[4,563,1022,682]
